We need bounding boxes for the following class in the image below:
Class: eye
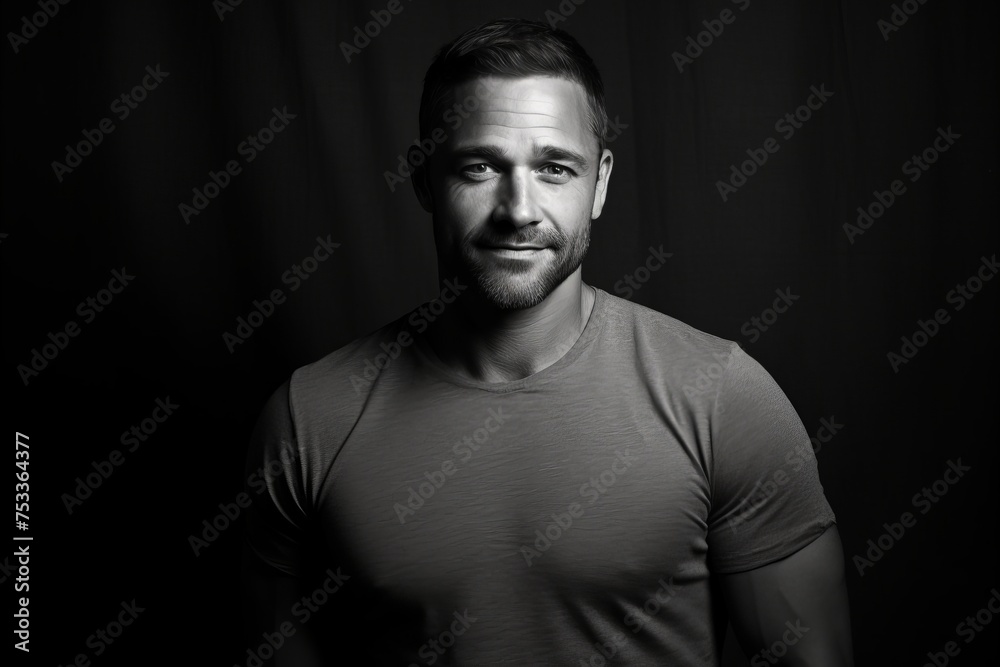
[538,163,575,182]
[460,163,498,179]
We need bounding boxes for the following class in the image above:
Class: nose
[492,168,542,229]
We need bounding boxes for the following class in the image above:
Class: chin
[467,253,584,310]
[476,277,553,310]
[447,220,591,310]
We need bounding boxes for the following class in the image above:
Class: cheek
[549,181,595,217]
[433,185,491,244]
[441,183,495,220]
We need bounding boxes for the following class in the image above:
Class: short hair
[419,18,609,154]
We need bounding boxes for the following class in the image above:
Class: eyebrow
[451,144,509,163]
[533,145,592,172]
[450,143,592,173]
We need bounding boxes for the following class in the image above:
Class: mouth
[482,245,548,258]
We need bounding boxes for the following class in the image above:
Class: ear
[591,148,614,219]
[410,145,434,213]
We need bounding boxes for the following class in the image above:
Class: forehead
[445,76,594,153]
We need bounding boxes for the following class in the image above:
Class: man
[242,18,853,666]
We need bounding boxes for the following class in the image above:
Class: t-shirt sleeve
[242,380,310,576]
[706,344,836,574]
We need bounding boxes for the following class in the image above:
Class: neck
[426,270,596,383]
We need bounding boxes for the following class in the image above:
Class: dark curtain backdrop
[3,0,996,664]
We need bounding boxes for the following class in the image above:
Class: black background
[3,0,997,664]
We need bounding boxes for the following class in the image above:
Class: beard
[451,220,591,310]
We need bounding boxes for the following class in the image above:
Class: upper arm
[702,346,851,662]
[719,524,854,665]
[240,382,324,664]
[241,546,326,666]
[243,381,309,576]
[706,345,836,572]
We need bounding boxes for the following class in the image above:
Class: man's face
[418,76,613,310]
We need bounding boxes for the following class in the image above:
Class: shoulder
[594,289,790,417]
[595,288,742,393]
[286,313,410,419]
[250,314,412,506]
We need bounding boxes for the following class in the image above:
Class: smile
[483,246,547,258]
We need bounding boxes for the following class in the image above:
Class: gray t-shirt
[244,286,835,666]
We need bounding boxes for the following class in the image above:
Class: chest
[316,385,713,603]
